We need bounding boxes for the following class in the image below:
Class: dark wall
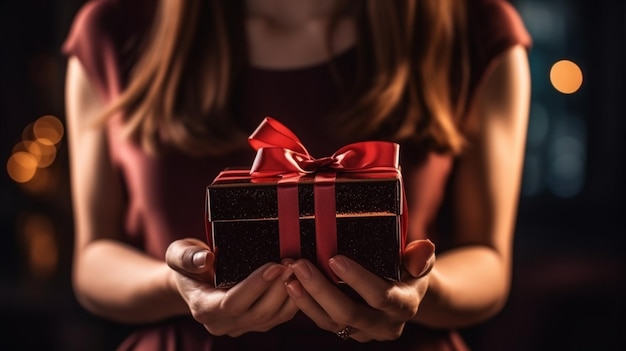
[0,1,130,350]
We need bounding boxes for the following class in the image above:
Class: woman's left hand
[285,239,435,342]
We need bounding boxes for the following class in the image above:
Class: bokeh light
[550,59,583,94]
[20,213,58,280]
[33,114,64,145]
[7,115,64,190]
[7,151,38,183]
[546,116,587,198]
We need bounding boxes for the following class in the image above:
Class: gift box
[206,118,407,288]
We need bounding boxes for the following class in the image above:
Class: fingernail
[285,280,304,297]
[263,264,284,281]
[422,239,435,256]
[290,261,312,280]
[416,242,435,277]
[404,239,437,278]
[329,256,347,274]
[417,260,434,278]
[192,250,208,268]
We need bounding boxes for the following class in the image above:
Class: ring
[336,326,352,340]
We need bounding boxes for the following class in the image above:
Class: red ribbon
[248,117,406,282]
[249,117,401,176]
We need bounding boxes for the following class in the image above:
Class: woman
[63,0,531,349]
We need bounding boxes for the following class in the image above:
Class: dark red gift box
[206,118,407,288]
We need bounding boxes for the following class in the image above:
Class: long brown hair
[106,0,469,156]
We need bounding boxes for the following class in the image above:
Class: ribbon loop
[248,117,310,156]
[249,117,400,176]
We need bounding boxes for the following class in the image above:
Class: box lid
[207,170,402,221]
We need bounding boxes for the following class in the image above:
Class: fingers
[169,239,436,338]
[165,238,214,277]
[285,277,377,342]
[227,293,299,336]
[191,263,296,336]
[285,243,437,342]
[220,263,291,316]
[167,240,300,336]
[286,260,380,336]
[329,255,391,295]
[329,255,419,322]
[284,277,333,326]
[403,239,436,278]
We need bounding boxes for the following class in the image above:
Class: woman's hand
[284,239,435,342]
[165,238,299,337]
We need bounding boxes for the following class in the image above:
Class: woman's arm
[64,56,189,323]
[65,57,299,332]
[274,45,530,340]
[413,44,531,328]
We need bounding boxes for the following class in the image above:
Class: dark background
[1,1,624,350]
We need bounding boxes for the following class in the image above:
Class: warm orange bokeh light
[7,115,63,186]
[7,151,38,183]
[14,140,57,168]
[33,115,64,145]
[32,141,57,168]
[21,213,58,279]
[550,60,583,94]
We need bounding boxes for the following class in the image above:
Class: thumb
[403,239,435,278]
[165,238,215,276]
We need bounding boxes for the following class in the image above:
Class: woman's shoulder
[464,0,531,102]
[63,0,123,52]
[467,0,532,59]
[62,0,153,99]
[63,0,153,55]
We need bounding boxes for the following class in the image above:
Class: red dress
[62,1,531,350]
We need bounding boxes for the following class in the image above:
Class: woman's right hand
[165,238,298,336]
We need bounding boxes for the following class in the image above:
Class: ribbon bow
[248,117,400,176]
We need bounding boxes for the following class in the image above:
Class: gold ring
[336,326,352,340]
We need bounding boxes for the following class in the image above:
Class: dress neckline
[246,45,357,74]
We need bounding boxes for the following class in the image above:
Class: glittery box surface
[207,170,403,288]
